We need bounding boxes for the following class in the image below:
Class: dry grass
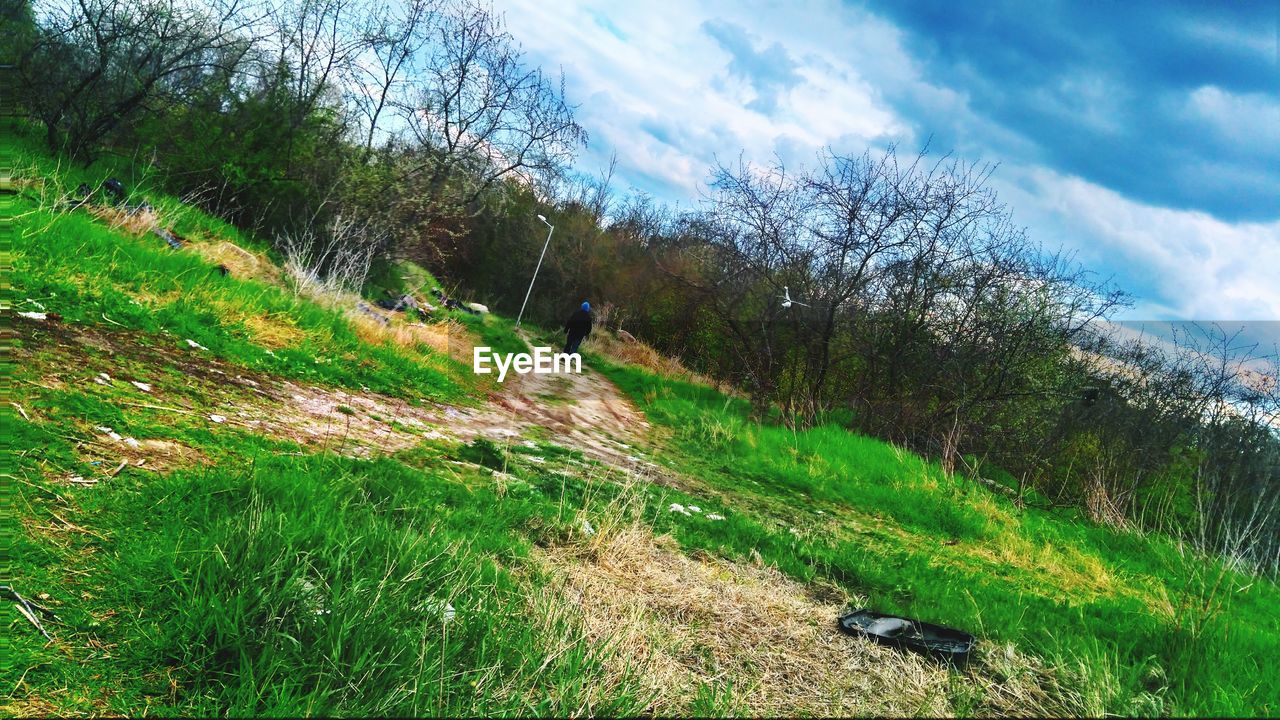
[187,238,286,287]
[585,330,726,391]
[241,312,307,349]
[346,311,477,360]
[86,204,161,235]
[535,517,1090,717]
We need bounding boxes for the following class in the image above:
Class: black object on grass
[103,177,126,204]
[837,609,976,665]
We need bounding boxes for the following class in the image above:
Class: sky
[492,0,1280,323]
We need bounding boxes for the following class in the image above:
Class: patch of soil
[12,315,654,470]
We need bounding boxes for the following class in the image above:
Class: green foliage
[6,130,473,404]
[596,358,1280,716]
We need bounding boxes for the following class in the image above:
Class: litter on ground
[837,609,976,665]
[424,598,457,623]
[96,426,123,442]
[209,414,226,423]
[17,311,47,320]
[185,338,209,350]
[131,381,152,392]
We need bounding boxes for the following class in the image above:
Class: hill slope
[4,127,1277,716]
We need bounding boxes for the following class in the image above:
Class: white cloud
[496,0,906,196]
[1006,167,1280,320]
[493,0,1278,321]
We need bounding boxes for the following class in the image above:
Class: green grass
[5,128,475,405]
[7,120,1278,716]
[3,429,657,715]
[593,357,1280,716]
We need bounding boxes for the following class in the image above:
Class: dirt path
[14,316,653,472]
[464,343,652,466]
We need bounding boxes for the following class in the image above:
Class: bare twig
[116,401,199,415]
[2,586,53,642]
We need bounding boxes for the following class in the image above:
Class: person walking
[563,301,592,355]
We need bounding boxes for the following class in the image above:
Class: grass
[4,434,658,715]
[5,125,474,405]
[591,356,1280,716]
[7,120,1278,716]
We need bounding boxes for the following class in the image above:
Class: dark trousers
[563,333,586,355]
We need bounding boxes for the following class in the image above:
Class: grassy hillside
[592,360,1280,715]
[4,125,1277,716]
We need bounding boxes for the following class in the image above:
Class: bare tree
[344,0,437,156]
[397,0,586,206]
[19,0,265,161]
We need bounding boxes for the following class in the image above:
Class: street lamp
[515,214,555,328]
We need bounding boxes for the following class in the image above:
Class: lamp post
[515,214,554,329]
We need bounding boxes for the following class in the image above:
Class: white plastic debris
[95,426,124,442]
[424,599,456,623]
[17,311,47,320]
[706,513,725,521]
[687,505,701,513]
[298,578,330,616]
[123,437,141,448]
[131,381,152,392]
[524,455,546,464]
[94,373,112,385]
[185,338,209,351]
[580,519,596,537]
[209,414,226,423]
[668,503,692,516]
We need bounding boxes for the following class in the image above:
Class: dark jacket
[564,309,592,338]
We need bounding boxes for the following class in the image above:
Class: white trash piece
[706,513,725,521]
[580,519,596,537]
[209,414,227,423]
[424,598,457,623]
[185,338,209,351]
[131,381,152,392]
[96,426,124,442]
[668,503,692,516]
[17,311,47,321]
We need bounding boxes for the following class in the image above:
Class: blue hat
[581,301,590,311]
